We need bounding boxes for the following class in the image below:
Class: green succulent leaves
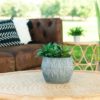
[37,43,71,57]
[68,26,84,36]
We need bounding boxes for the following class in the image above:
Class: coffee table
[0,70,100,100]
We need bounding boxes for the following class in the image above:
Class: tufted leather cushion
[27,18,63,43]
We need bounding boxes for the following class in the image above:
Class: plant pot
[74,36,80,42]
[41,57,73,84]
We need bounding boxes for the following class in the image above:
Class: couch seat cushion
[0,44,42,70]
[0,52,15,72]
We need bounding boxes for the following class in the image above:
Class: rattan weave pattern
[64,42,99,71]
[0,70,100,100]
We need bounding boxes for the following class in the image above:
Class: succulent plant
[68,26,84,36]
[37,42,71,57]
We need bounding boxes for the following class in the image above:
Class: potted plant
[37,43,73,84]
[68,26,84,42]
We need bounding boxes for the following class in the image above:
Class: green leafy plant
[68,26,84,36]
[37,43,71,57]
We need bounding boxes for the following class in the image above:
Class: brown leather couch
[0,18,62,73]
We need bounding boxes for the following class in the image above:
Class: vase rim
[43,56,72,59]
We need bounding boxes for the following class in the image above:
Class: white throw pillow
[13,18,31,44]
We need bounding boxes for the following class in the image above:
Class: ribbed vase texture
[41,57,73,84]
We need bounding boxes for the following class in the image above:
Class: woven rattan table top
[0,70,100,100]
